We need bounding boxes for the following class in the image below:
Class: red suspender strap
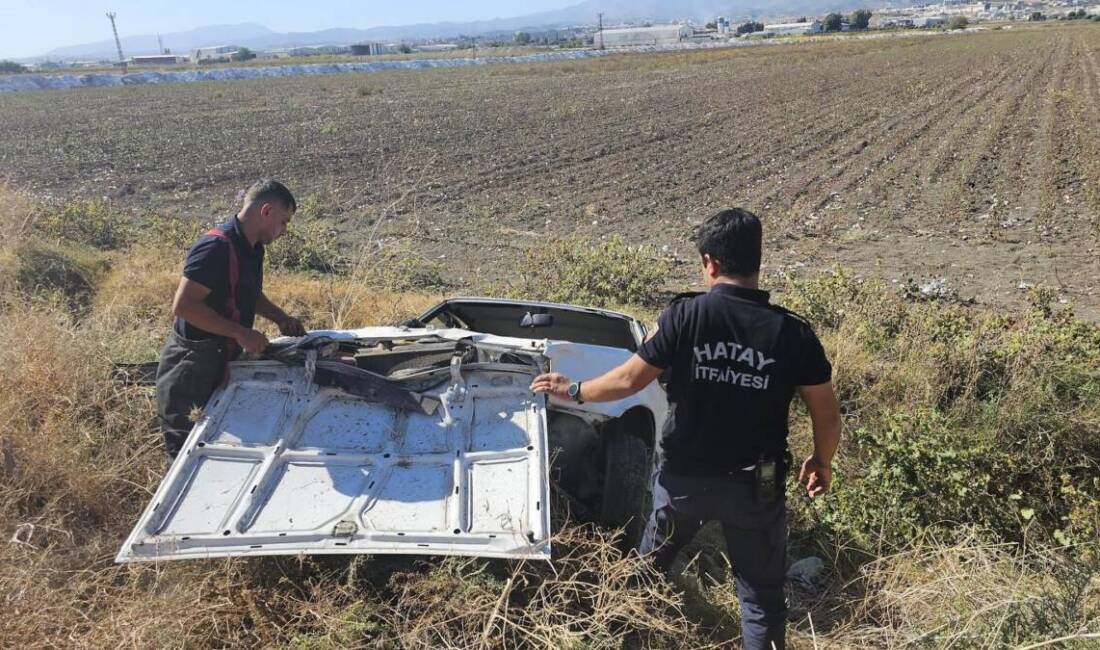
[203,229,241,324]
[204,229,243,382]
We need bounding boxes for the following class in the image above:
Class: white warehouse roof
[601,25,690,35]
[764,22,816,30]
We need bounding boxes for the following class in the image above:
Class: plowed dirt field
[2,24,1100,317]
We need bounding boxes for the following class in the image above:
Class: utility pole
[106,12,127,73]
[597,12,604,50]
[157,33,166,54]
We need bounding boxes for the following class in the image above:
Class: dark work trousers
[639,470,788,650]
[155,331,228,459]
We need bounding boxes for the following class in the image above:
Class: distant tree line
[737,21,764,34]
[0,61,28,74]
[823,9,872,32]
[230,47,256,62]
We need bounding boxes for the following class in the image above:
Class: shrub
[231,47,256,62]
[508,235,672,308]
[818,409,1017,549]
[949,15,970,30]
[266,216,342,273]
[6,241,110,313]
[779,272,1100,552]
[850,9,873,30]
[0,60,27,74]
[356,240,448,292]
[135,212,212,253]
[32,199,134,250]
[736,21,764,35]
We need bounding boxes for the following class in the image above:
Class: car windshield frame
[415,299,643,351]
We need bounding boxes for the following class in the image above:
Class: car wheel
[600,428,652,548]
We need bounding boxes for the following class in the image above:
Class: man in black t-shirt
[530,208,841,650]
[155,180,307,459]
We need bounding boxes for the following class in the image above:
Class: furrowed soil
[2,24,1100,319]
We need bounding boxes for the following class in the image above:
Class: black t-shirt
[173,217,265,341]
[637,283,832,475]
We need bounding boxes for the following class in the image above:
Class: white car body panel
[118,314,668,564]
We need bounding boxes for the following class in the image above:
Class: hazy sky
[0,0,580,58]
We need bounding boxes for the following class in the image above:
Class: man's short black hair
[244,179,296,212]
[694,208,762,276]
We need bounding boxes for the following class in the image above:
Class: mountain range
[41,0,896,60]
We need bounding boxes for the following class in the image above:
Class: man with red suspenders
[155,180,306,459]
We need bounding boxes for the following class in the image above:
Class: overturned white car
[117,299,668,563]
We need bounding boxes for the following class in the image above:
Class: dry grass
[1,190,1098,647]
[360,525,700,649]
[264,271,440,332]
[0,220,696,648]
[827,533,1100,649]
[0,184,37,296]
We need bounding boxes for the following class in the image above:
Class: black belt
[667,450,792,477]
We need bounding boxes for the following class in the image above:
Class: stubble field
[2,24,1100,317]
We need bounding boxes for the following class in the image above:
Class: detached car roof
[118,345,552,562]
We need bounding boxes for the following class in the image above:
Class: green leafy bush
[360,241,447,291]
[508,235,672,308]
[818,410,1016,548]
[266,217,342,273]
[32,199,134,250]
[782,273,1100,552]
[135,212,211,253]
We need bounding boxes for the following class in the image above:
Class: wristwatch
[567,381,584,404]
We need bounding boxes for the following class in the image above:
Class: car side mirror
[520,311,553,328]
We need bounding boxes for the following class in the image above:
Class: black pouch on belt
[755,456,779,507]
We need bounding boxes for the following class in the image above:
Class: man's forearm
[256,293,289,324]
[175,300,245,340]
[812,415,841,465]
[577,365,651,402]
[530,355,662,404]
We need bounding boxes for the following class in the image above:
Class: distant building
[191,45,240,64]
[130,54,185,66]
[762,21,825,36]
[417,43,460,52]
[596,25,693,47]
[351,43,393,56]
[284,45,348,57]
[875,16,916,28]
[913,15,949,28]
